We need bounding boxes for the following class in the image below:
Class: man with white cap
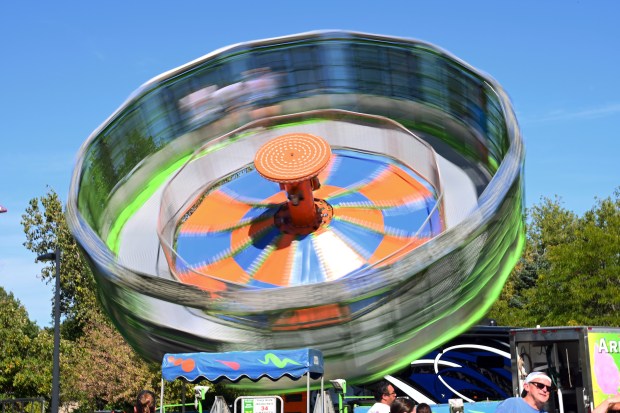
[495,372,553,413]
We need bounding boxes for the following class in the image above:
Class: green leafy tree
[487,258,527,326]
[12,329,55,398]
[22,189,98,340]
[487,198,578,326]
[514,196,578,325]
[0,287,42,397]
[63,310,158,412]
[21,188,161,411]
[528,189,620,326]
[489,189,620,327]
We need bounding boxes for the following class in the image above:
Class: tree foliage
[22,189,98,340]
[528,190,620,325]
[12,329,55,399]
[18,189,160,409]
[63,310,158,412]
[0,287,40,397]
[488,188,620,327]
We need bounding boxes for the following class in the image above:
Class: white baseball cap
[525,372,552,384]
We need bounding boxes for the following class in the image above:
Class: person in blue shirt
[495,372,553,413]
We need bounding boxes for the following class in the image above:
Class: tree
[488,188,620,327]
[528,189,620,326]
[13,329,66,401]
[63,310,158,412]
[487,197,578,326]
[22,189,98,340]
[21,188,161,411]
[0,287,43,397]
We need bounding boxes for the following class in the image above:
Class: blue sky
[1,1,619,327]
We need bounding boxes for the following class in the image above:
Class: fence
[0,398,45,413]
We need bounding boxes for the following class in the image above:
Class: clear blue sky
[1,1,619,327]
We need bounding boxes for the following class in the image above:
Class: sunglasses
[529,382,554,392]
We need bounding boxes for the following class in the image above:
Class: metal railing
[0,398,45,413]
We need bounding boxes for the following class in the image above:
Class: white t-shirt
[367,403,391,413]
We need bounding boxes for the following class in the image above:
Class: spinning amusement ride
[67,31,525,389]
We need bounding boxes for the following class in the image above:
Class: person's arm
[593,395,620,413]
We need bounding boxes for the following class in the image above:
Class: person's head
[373,380,397,405]
[416,403,431,413]
[135,390,157,413]
[390,398,415,413]
[523,372,553,409]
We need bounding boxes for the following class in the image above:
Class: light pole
[330,379,347,413]
[37,249,61,413]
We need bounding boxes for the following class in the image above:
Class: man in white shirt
[367,380,397,413]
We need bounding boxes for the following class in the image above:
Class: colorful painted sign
[588,331,620,406]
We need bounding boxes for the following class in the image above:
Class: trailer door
[511,328,588,413]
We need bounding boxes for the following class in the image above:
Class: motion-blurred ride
[67,31,525,389]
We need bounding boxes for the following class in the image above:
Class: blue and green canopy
[162,348,324,383]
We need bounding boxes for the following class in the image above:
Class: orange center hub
[254,133,333,234]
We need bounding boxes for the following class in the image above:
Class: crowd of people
[134,377,620,413]
[365,377,620,413]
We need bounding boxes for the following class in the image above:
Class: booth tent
[161,348,324,413]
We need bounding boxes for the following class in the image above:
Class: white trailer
[509,327,620,413]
